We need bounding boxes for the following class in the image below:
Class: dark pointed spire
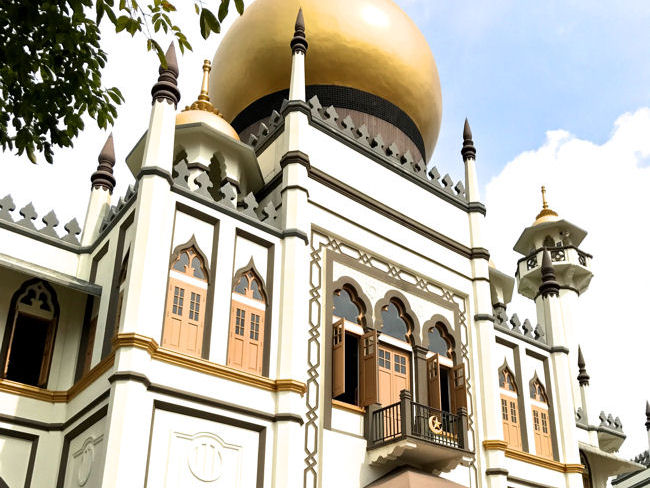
[461,117,476,161]
[291,8,308,54]
[577,346,590,386]
[91,133,116,193]
[539,249,560,298]
[151,42,181,106]
[645,400,650,431]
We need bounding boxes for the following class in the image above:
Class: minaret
[536,251,582,485]
[273,10,312,488]
[460,122,508,488]
[81,134,115,246]
[100,43,180,487]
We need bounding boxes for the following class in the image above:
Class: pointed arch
[162,237,210,358]
[498,359,522,450]
[169,235,210,281]
[374,290,419,346]
[529,372,553,458]
[232,258,268,303]
[227,258,268,375]
[1,278,60,388]
[331,276,373,328]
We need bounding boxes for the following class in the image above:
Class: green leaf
[202,8,220,37]
[234,0,244,15]
[115,15,130,32]
[194,2,199,14]
[218,0,228,22]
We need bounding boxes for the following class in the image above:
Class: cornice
[113,333,307,396]
[483,440,584,474]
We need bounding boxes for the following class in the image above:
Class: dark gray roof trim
[248,98,487,215]
[99,183,138,233]
[494,308,547,346]
[0,252,102,296]
[0,194,81,245]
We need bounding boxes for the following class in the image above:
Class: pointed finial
[151,42,181,106]
[534,185,559,225]
[182,60,222,116]
[291,8,308,54]
[577,346,590,386]
[539,249,560,298]
[91,133,116,193]
[461,117,476,161]
[645,401,650,430]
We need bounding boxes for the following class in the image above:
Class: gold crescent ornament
[428,415,443,434]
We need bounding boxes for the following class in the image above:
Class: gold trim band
[483,440,584,474]
[114,333,307,396]
[0,353,115,403]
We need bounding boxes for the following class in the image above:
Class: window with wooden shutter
[530,377,553,459]
[451,363,467,410]
[2,280,59,388]
[162,247,208,358]
[498,364,522,450]
[427,353,441,410]
[359,329,378,407]
[332,318,345,398]
[227,268,267,375]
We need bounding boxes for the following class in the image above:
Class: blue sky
[396,0,650,187]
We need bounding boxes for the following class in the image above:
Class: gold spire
[533,185,560,225]
[183,60,222,116]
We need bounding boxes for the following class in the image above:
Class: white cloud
[485,107,650,457]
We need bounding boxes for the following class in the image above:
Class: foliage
[0,0,243,164]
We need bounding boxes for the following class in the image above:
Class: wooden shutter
[359,329,378,407]
[451,363,467,411]
[427,353,441,410]
[332,318,345,398]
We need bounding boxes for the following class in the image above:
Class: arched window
[1,279,59,388]
[162,246,209,357]
[530,376,553,458]
[425,322,466,415]
[380,299,411,342]
[227,267,267,375]
[331,284,367,405]
[499,363,522,450]
[543,235,555,248]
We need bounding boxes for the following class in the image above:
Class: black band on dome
[231,85,426,159]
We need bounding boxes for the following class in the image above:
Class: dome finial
[577,346,590,386]
[182,60,222,116]
[533,185,559,225]
[151,42,180,106]
[91,133,116,193]
[461,117,476,161]
[291,8,308,54]
[645,400,650,430]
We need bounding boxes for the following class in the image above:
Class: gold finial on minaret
[533,185,559,225]
[183,60,222,116]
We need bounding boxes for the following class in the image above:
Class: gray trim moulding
[486,468,509,476]
[108,371,304,425]
[256,99,487,216]
[0,252,102,296]
[136,167,174,186]
[0,427,38,488]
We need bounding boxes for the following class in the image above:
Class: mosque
[0,0,646,486]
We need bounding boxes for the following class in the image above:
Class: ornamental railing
[366,390,467,450]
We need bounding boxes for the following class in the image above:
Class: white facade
[0,4,644,488]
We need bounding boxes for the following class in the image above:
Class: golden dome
[209,0,441,159]
[533,186,560,226]
[177,60,240,141]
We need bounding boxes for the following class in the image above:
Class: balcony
[365,391,473,472]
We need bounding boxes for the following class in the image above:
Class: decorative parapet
[0,194,81,244]
[494,309,546,345]
[99,184,138,233]
[597,411,626,453]
[599,411,624,432]
[171,159,280,228]
[518,245,592,274]
[246,96,470,207]
[633,450,649,468]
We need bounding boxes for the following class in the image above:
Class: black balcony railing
[366,390,467,450]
